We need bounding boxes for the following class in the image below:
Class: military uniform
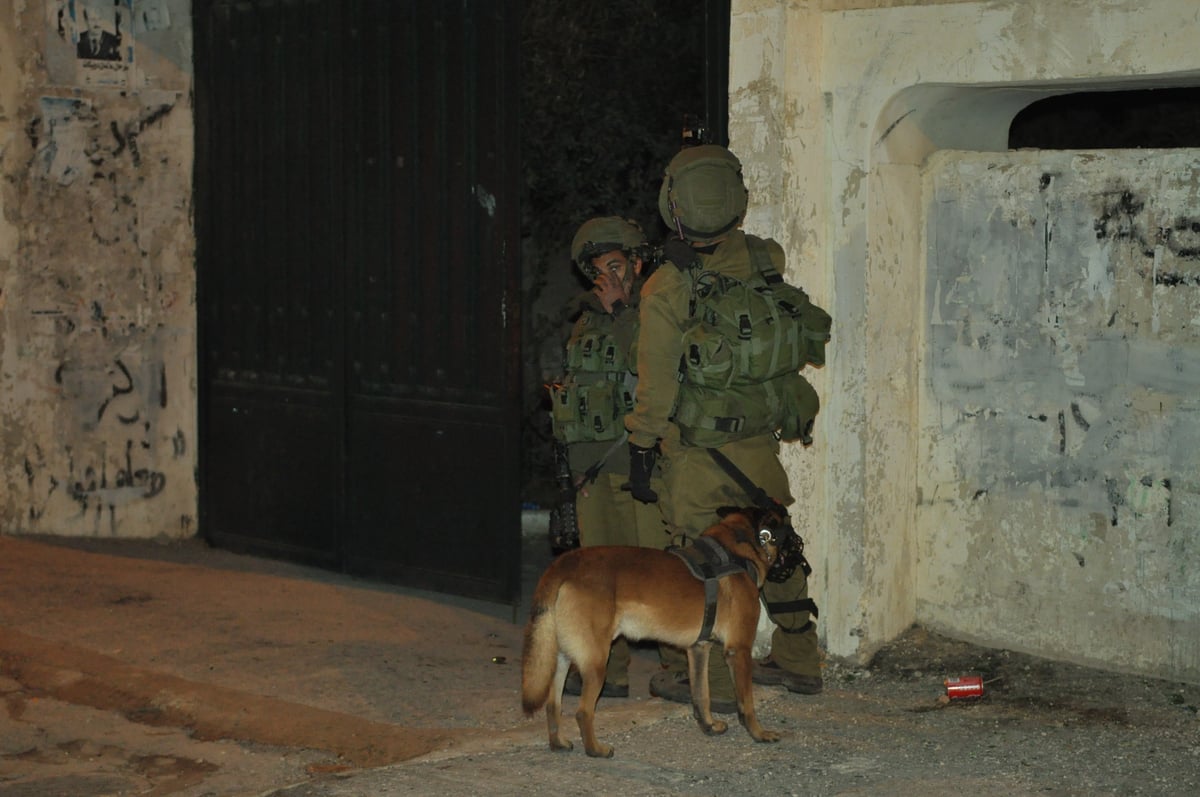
[626,230,820,700]
[626,146,824,706]
[561,288,667,553]
[550,217,667,692]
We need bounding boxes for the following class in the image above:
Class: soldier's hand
[625,442,659,503]
[592,270,631,314]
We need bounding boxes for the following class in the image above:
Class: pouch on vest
[778,282,831,368]
[743,236,832,369]
[681,252,831,387]
[682,325,736,388]
[778,371,820,444]
[549,379,634,443]
[674,376,789,448]
[674,371,817,447]
[682,276,798,384]
[565,327,629,374]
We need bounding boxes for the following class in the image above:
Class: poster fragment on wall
[45,0,137,89]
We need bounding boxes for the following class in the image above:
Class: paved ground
[1,525,1198,796]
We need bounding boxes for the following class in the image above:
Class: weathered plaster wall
[730,0,1200,680]
[728,0,854,641]
[922,150,1200,681]
[0,1,195,538]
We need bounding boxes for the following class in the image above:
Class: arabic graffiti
[50,355,174,526]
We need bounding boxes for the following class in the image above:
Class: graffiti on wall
[3,3,193,538]
[927,158,1200,508]
[44,349,181,531]
[1092,186,1200,281]
[915,151,1200,678]
[20,81,190,531]
[14,299,189,534]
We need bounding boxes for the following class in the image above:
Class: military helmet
[658,144,748,245]
[570,216,647,280]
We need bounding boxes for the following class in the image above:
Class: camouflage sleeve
[610,303,639,358]
[625,266,690,448]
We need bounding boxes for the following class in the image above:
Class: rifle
[547,441,580,554]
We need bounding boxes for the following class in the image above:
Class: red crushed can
[944,675,984,699]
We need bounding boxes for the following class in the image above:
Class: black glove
[626,442,659,503]
[660,238,698,271]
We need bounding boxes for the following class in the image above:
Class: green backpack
[680,237,829,386]
[673,236,829,446]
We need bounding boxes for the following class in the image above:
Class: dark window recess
[1010,87,1200,150]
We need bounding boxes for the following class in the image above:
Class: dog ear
[715,505,742,519]
[763,503,790,529]
[743,506,766,528]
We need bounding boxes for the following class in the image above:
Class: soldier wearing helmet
[547,216,667,699]
[569,216,648,316]
[627,145,825,711]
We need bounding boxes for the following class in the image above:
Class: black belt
[765,597,819,619]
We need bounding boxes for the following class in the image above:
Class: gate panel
[197,0,345,566]
[195,0,521,605]
[342,2,519,599]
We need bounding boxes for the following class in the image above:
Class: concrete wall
[922,150,1200,681]
[730,0,1200,681]
[0,1,195,538]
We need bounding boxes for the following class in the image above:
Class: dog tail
[520,577,559,715]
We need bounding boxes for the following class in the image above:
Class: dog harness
[668,536,760,644]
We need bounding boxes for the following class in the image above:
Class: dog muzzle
[764,522,811,583]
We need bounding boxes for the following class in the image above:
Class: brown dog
[520,505,791,758]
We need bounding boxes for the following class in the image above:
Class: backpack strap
[669,235,778,282]
[662,238,700,273]
[745,235,783,285]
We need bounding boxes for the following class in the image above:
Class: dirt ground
[1,529,1197,796]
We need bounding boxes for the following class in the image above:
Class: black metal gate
[193,0,522,605]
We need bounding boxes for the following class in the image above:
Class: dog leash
[705,447,817,618]
[704,448,780,512]
[576,431,628,489]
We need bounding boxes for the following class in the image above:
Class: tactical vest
[549,309,638,444]
[673,236,830,448]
